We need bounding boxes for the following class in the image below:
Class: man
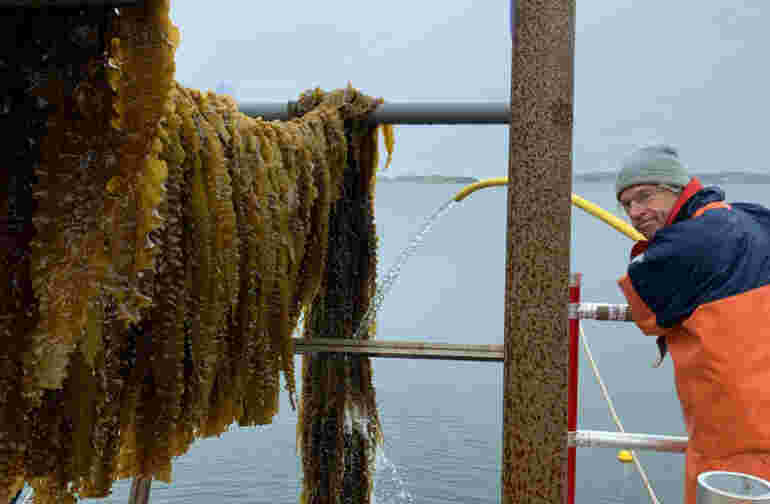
[615,144,770,504]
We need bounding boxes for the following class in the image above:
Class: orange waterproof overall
[619,199,770,504]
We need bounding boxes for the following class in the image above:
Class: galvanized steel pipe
[368,101,510,124]
[578,302,633,321]
[570,430,688,454]
[239,101,511,124]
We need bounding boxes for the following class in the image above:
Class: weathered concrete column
[502,1,576,503]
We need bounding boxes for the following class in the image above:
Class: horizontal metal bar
[292,337,503,361]
[291,302,630,362]
[578,303,633,322]
[569,429,688,453]
[239,101,511,125]
[369,102,510,125]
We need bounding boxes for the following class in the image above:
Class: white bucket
[697,471,770,504]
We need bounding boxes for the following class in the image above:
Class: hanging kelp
[0,0,395,501]
[24,0,178,399]
[0,2,180,502]
[107,83,389,486]
[0,4,133,503]
[297,89,384,504]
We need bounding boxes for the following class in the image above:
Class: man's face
[618,184,680,239]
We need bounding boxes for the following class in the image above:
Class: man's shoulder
[632,212,740,281]
[649,214,728,253]
[628,197,770,326]
[642,202,770,274]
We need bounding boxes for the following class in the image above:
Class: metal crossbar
[239,101,511,125]
[578,302,633,321]
[290,302,633,361]
[292,337,503,361]
[570,430,687,453]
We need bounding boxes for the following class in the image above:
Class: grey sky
[170,1,768,178]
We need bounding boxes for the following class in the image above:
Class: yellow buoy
[617,449,633,463]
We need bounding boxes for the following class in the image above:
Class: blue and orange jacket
[617,177,770,504]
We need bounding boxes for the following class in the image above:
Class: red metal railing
[567,273,581,504]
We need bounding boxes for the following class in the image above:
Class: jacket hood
[672,185,726,225]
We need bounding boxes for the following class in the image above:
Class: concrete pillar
[502,0,576,503]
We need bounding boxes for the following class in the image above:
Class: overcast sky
[169,1,768,178]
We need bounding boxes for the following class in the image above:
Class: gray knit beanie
[615,144,690,200]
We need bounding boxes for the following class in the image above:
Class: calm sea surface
[91,181,770,504]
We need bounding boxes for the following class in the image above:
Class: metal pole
[293,337,504,361]
[238,101,511,124]
[578,302,633,321]
[570,430,688,454]
[501,2,576,504]
[567,274,581,504]
[367,101,510,124]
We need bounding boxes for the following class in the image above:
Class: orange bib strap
[693,201,731,219]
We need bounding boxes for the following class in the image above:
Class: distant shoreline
[574,171,770,184]
[376,172,770,185]
[377,175,480,184]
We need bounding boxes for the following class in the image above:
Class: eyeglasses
[619,187,664,214]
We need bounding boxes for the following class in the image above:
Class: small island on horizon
[376,171,770,185]
[574,171,770,184]
[377,174,480,184]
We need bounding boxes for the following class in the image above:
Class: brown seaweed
[297,88,384,504]
[0,0,392,500]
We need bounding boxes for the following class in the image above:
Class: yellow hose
[452,177,509,202]
[453,177,646,242]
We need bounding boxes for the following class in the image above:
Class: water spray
[354,177,645,340]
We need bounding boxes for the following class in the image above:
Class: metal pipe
[578,302,633,321]
[291,302,633,360]
[368,101,510,124]
[238,101,511,124]
[569,429,688,454]
[293,337,503,361]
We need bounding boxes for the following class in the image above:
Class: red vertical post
[567,273,581,504]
